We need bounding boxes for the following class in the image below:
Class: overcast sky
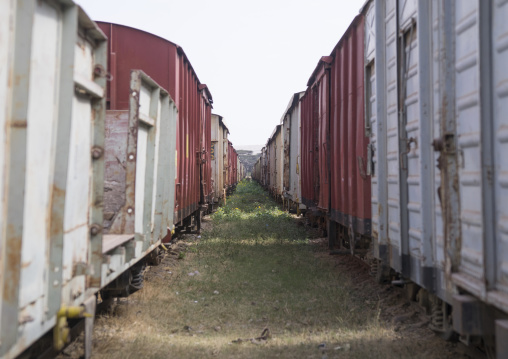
[77,0,366,148]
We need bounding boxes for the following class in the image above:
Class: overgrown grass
[91,181,446,358]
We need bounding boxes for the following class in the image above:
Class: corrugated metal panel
[493,0,508,298]
[431,0,446,284]
[281,92,305,209]
[283,112,290,193]
[294,94,305,209]
[200,87,212,205]
[311,59,332,212]
[300,90,314,207]
[366,1,379,242]
[275,126,284,198]
[223,128,229,189]
[385,0,403,269]
[301,55,333,212]
[453,0,485,289]
[449,0,508,314]
[211,114,220,201]
[329,14,371,237]
[210,114,227,203]
[0,3,107,358]
[371,0,442,290]
[228,141,238,188]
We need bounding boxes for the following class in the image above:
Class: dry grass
[90,181,469,359]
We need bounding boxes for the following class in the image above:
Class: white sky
[77,0,366,147]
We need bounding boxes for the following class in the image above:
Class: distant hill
[235,144,263,155]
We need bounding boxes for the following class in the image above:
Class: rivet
[91,146,104,159]
[127,207,133,214]
[90,224,102,236]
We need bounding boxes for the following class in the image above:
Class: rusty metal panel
[211,115,220,201]
[283,113,290,192]
[303,56,333,213]
[281,92,305,208]
[210,114,228,203]
[271,125,283,198]
[228,142,238,187]
[267,126,281,197]
[293,93,305,209]
[451,0,485,294]
[365,1,379,243]
[104,70,176,241]
[101,70,177,285]
[0,3,107,358]
[0,0,11,263]
[223,129,229,189]
[329,14,371,237]
[200,89,212,206]
[431,0,446,286]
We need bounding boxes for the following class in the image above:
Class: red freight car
[328,14,371,251]
[300,14,371,250]
[97,22,213,230]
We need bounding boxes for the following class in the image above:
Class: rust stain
[63,222,87,235]
[11,120,27,128]
[49,185,66,237]
[4,224,22,302]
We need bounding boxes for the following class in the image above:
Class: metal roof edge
[96,21,213,102]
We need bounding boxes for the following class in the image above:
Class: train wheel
[147,247,163,266]
[129,263,145,294]
[430,298,458,341]
[375,260,392,284]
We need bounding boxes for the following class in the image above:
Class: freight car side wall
[371,0,451,295]
[291,94,305,209]
[199,90,212,205]
[97,23,177,110]
[175,56,199,224]
[329,15,371,236]
[449,0,508,314]
[300,91,315,208]
[0,4,107,358]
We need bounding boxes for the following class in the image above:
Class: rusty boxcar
[327,13,371,253]
[97,22,213,231]
[300,12,371,240]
